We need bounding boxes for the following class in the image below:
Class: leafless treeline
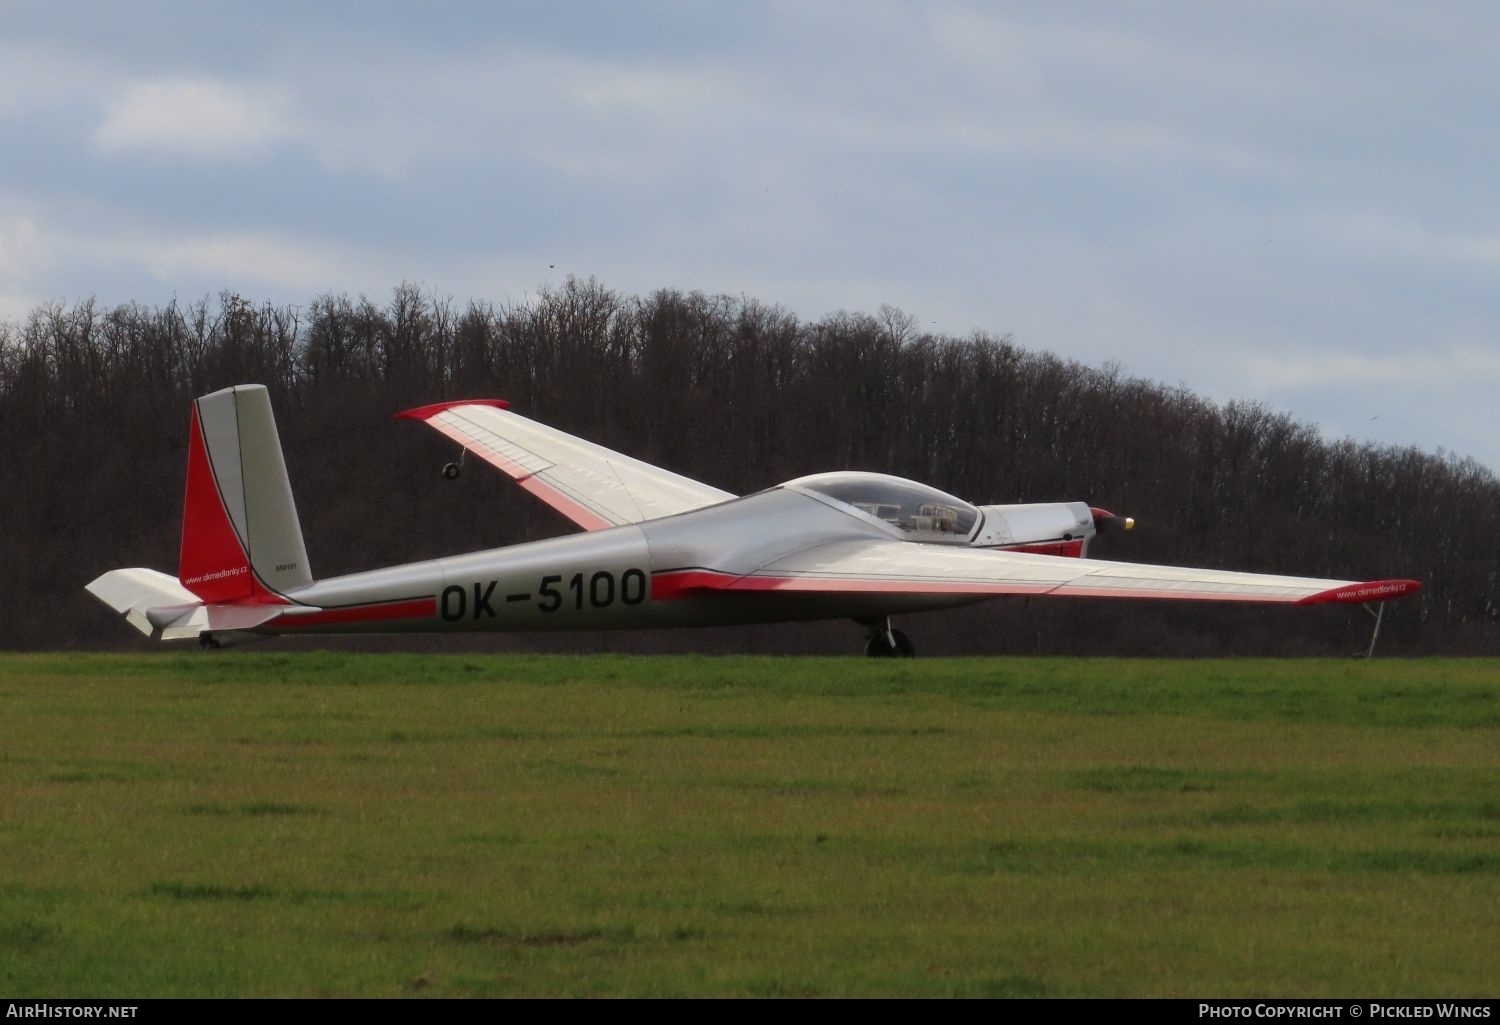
[2,278,1495,654]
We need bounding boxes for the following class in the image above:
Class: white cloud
[271,47,755,182]
[0,291,37,326]
[0,212,50,324]
[0,215,48,278]
[5,1,1500,474]
[0,39,116,118]
[93,78,298,158]
[1268,209,1500,276]
[135,230,390,292]
[1235,343,1500,393]
[0,196,403,308]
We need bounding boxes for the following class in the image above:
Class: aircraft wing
[686,539,1420,605]
[396,400,736,530]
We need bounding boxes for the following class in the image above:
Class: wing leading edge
[658,539,1421,605]
[396,400,736,530]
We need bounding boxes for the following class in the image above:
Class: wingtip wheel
[1354,601,1387,659]
[442,447,468,481]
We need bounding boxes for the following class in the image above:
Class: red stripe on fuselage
[272,597,438,629]
[651,569,737,600]
[999,540,1085,558]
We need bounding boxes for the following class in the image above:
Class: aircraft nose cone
[1090,507,1135,532]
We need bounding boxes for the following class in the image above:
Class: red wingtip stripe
[393,398,510,421]
[1296,579,1423,605]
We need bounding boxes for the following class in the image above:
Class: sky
[2,1,1497,471]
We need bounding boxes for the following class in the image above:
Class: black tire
[442,462,461,480]
[865,629,916,658]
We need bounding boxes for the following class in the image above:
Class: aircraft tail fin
[179,384,312,602]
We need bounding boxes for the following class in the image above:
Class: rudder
[179,385,312,602]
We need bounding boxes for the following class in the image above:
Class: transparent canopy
[783,471,979,542]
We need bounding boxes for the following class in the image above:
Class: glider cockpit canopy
[782,471,980,543]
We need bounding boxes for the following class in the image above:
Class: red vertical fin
[178,403,255,603]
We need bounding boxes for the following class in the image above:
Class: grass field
[1,652,1497,998]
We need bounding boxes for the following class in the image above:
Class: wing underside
[397,401,735,530]
[661,539,1420,605]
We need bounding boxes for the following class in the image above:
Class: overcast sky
[3,1,1497,471]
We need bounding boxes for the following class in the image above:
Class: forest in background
[1,277,1495,655]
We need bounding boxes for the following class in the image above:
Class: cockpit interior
[782,471,980,543]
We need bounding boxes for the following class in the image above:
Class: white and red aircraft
[87,384,1421,655]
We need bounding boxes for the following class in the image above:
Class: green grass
[0,652,1496,997]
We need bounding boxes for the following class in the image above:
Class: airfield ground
[1,652,1496,998]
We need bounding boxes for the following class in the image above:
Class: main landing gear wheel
[863,623,916,658]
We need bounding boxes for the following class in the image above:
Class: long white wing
[688,539,1419,605]
[396,400,736,530]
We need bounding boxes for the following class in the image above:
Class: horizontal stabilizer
[87,567,198,614]
[87,567,303,641]
[86,569,200,637]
